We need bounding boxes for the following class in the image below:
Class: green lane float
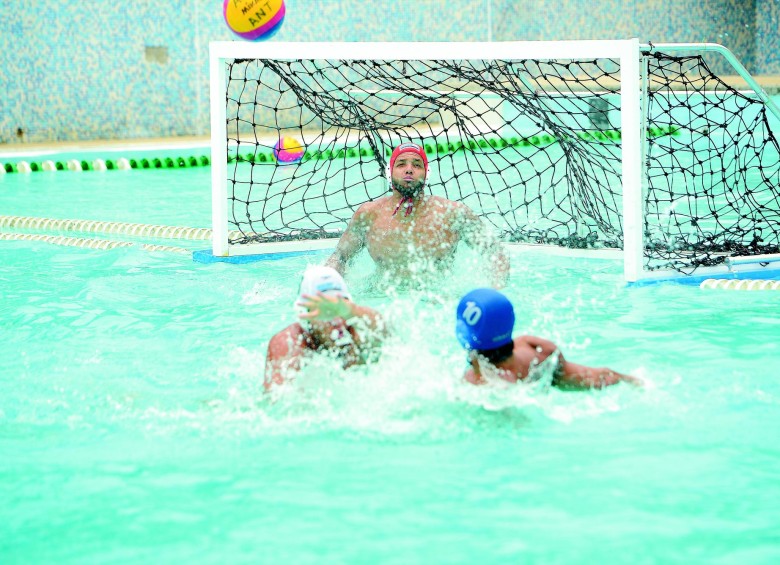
[1,125,681,175]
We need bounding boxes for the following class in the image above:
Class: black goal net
[221,50,780,275]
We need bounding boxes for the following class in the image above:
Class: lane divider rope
[0,215,213,241]
[2,155,211,173]
[0,232,191,254]
[700,278,780,290]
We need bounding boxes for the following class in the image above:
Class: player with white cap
[264,266,386,390]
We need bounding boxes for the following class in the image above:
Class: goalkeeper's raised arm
[325,142,510,289]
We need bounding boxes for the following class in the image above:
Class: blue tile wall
[0,0,777,144]
[757,0,780,72]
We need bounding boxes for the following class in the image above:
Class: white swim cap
[296,266,352,307]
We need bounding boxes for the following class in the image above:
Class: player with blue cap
[455,288,642,389]
[455,288,515,351]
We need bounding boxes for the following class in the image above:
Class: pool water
[0,165,212,227]
[2,160,780,563]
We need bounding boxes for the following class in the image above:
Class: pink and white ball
[223,0,285,42]
[273,137,305,164]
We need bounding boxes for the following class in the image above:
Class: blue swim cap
[455,288,515,350]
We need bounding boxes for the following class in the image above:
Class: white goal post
[203,39,780,283]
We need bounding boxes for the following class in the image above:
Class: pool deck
[0,136,212,158]
[753,75,780,93]
[698,74,780,94]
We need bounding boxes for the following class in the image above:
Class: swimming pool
[2,146,779,563]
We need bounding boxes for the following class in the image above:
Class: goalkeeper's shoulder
[428,196,478,220]
[354,196,391,216]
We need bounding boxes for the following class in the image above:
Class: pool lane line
[1,155,212,173]
[0,130,683,174]
[0,232,191,254]
[700,279,780,290]
[0,215,214,241]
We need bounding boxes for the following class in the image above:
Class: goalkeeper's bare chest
[364,209,460,256]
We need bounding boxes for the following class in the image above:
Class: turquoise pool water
[2,157,780,563]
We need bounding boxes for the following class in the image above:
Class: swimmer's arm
[298,294,384,332]
[264,329,303,391]
[298,294,387,347]
[523,335,558,356]
[520,335,633,389]
[324,206,369,275]
[456,205,510,289]
[344,303,386,336]
[346,303,387,353]
[335,300,387,357]
[556,361,642,390]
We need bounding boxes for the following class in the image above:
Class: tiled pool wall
[1,0,777,144]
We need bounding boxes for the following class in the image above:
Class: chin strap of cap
[392,196,414,217]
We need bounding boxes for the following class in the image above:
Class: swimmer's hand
[622,374,646,387]
[297,292,352,322]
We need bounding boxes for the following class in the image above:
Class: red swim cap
[389,142,428,172]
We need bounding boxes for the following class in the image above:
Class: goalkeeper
[325,142,509,289]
